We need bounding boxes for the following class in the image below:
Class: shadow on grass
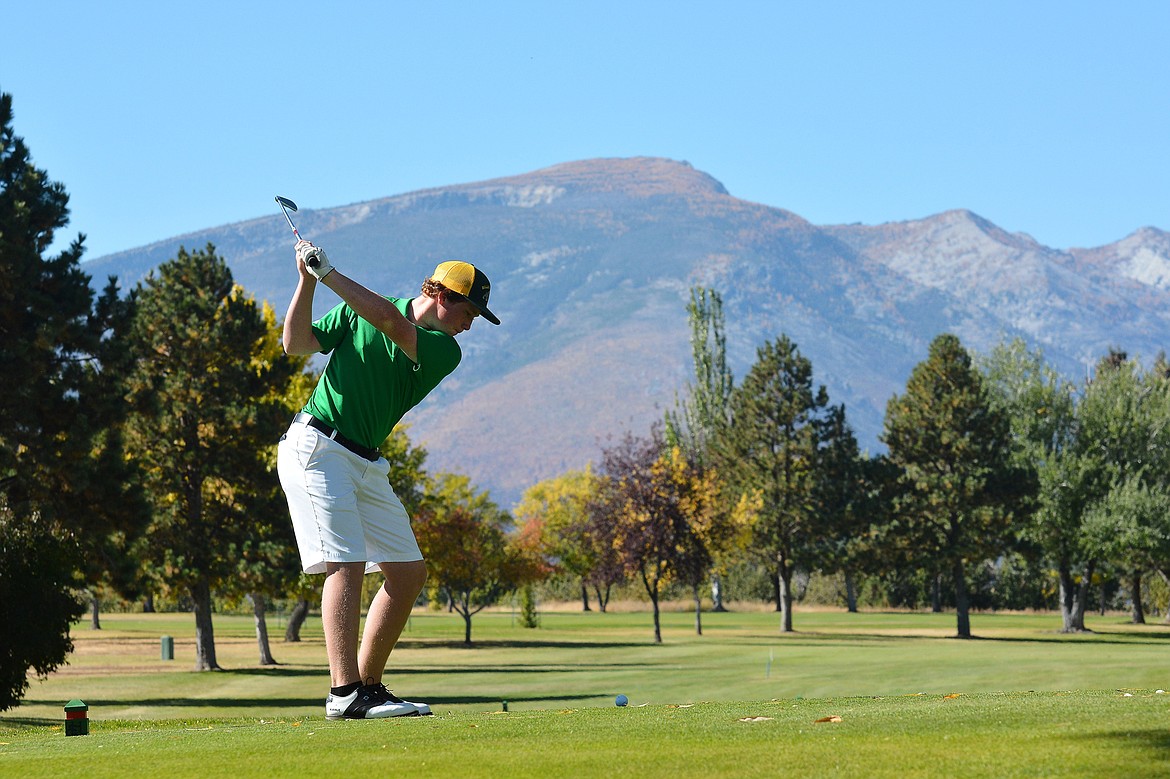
[1089,727,1170,754]
[0,717,57,729]
[26,693,600,710]
[394,639,650,650]
[226,663,655,678]
[731,630,1170,647]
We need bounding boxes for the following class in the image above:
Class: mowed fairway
[3,607,1170,777]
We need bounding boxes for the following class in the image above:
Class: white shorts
[277,420,422,574]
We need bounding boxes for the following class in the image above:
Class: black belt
[293,413,380,462]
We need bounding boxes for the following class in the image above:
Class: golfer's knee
[384,560,427,595]
[406,561,428,594]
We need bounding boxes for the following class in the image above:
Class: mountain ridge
[84,157,1170,506]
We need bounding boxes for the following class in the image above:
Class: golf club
[275,195,320,268]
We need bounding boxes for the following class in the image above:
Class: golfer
[278,239,499,719]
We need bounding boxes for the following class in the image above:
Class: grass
[3,605,1170,777]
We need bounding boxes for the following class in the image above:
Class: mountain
[83,157,1170,507]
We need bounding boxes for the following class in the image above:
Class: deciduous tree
[595,430,719,642]
[980,338,1089,631]
[1076,354,1170,624]
[414,474,541,644]
[515,467,606,610]
[666,287,736,612]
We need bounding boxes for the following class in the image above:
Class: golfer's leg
[322,561,367,686]
[359,560,428,682]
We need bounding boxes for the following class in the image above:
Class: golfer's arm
[321,271,419,362]
[283,276,322,355]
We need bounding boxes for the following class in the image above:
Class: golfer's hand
[296,240,335,280]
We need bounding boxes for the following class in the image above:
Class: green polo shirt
[301,297,461,449]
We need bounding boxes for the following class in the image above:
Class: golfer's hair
[421,278,467,303]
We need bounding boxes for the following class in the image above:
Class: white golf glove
[296,240,335,280]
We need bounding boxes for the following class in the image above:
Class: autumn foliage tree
[666,287,736,612]
[515,467,618,611]
[414,474,544,644]
[594,429,720,643]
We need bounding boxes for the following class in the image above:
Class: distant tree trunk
[953,558,971,638]
[593,584,611,613]
[1130,572,1145,624]
[143,593,155,613]
[1161,571,1170,624]
[89,590,102,630]
[453,591,476,645]
[779,561,794,633]
[772,569,782,612]
[580,580,591,611]
[250,592,277,665]
[931,572,943,613]
[285,597,309,642]
[844,571,858,613]
[650,588,662,644]
[693,583,703,636]
[1099,579,1108,616]
[639,568,663,644]
[1058,560,1093,633]
[191,578,220,671]
[711,574,726,612]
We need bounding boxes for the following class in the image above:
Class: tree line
[4,89,1168,709]
[514,289,1170,645]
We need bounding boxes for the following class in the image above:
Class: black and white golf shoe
[368,682,432,716]
[325,683,419,720]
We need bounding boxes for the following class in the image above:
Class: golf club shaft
[275,196,318,267]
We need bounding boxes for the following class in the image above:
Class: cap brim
[473,303,501,325]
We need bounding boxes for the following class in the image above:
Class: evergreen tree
[0,91,145,707]
[123,245,297,670]
[882,334,1027,638]
[811,405,871,612]
[713,336,832,632]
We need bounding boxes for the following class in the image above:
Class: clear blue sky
[4,1,1168,260]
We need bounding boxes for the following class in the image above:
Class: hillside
[84,158,1170,506]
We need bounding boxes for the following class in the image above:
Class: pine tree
[0,92,145,708]
[882,334,1027,638]
[123,244,297,670]
[714,336,832,632]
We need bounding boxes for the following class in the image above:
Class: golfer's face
[437,296,479,336]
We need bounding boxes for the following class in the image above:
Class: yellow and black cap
[430,261,500,325]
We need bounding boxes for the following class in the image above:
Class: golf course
[2,605,1168,778]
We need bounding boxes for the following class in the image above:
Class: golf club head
[275,196,319,268]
